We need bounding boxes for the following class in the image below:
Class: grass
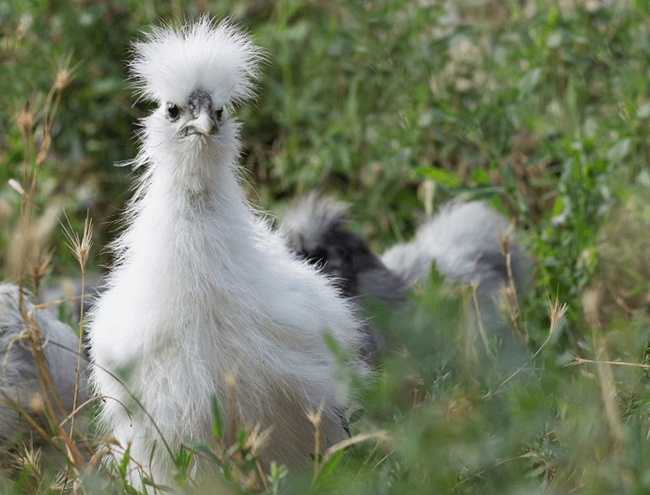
[2,0,650,493]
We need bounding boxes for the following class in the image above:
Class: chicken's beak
[181,109,219,137]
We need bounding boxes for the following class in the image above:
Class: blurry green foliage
[2,0,650,493]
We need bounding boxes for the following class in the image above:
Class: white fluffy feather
[88,18,361,486]
[130,17,262,107]
[382,201,515,287]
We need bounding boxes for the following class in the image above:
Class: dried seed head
[29,251,53,296]
[49,470,75,491]
[305,400,324,430]
[499,228,513,258]
[7,204,60,280]
[243,424,271,455]
[54,52,76,92]
[9,443,42,476]
[15,103,34,138]
[28,392,45,413]
[54,68,71,92]
[548,295,569,335]
[61,212,93,272]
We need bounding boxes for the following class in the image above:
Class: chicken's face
[129,17,263,162]
[145,87,239,163]
[166,90,222,138]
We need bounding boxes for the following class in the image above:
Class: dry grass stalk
[60,210,94,489]
[14,102,34,140]
[567,331,642,488]
[9,53,73,283]
[229,424,270,492]
[533,295,567,360]
[568,357,650,370]
[225,373,238,447]
[3,48,90,485]
[306,400,324,479]
[499,230,526,342]
[0,388,51,443]
[28,250,53,297]
[470,280,492,356]
[322,430,390,463]
[590,341,635,488]
[581,287,603,328]
[483,295,567,400]
[593,349,625,446]
[7,202,61,284]
[457,287,480,376]
[2,299,86,479]
[14,303,67,419]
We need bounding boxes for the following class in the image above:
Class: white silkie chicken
[88,18,362,486]
[0,284,88,446]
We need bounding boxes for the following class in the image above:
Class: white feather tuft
[130,16,264,107]
[281,192,350,254]
[381,201,513,286]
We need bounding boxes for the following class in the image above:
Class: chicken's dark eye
[166,103,180,121]
[215,108,223,121]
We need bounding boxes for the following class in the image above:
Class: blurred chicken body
[282,195,528,350]
[0,284,87,446]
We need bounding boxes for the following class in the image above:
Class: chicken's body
[282,196,529,356]
[0,284,87,446]
[381,201,528,338]
[88,19,360,486]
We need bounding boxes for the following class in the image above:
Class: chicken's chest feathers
[106,201,260,353]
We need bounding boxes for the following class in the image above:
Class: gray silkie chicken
[0,284,88,446]
[281,193,529,356]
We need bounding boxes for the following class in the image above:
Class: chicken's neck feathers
[111,141,265,301]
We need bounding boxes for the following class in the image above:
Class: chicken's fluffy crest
[130,16,264,107]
